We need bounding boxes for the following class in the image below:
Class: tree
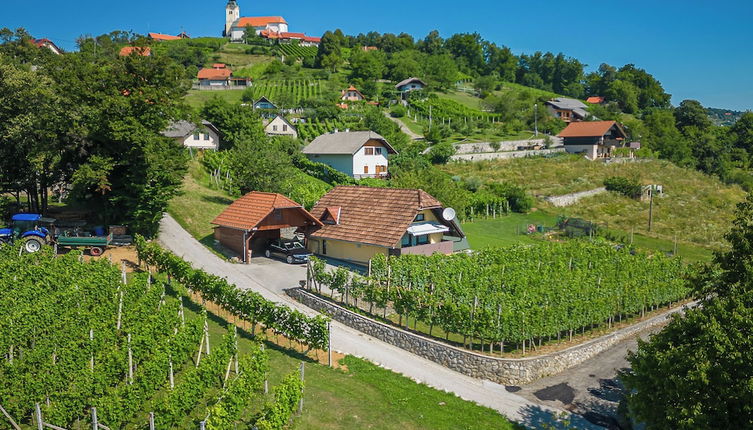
[484,42,517,82]
[642,109,694,166]
[474,75,497,97]
[730,112,753,153]
[623,194,753,429]
[417,30,445,55]
[315,31,343,72]
[424,54,458,90]
[348,48,385,81]
[444,33,485,75]
[385,50,423,82]
[427,141,456,164]
[675,99,712,131]
[201,96,265,149]
[229,137,295,194]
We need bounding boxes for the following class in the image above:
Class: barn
[211,192,322,263]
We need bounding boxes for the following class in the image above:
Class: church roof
[234,16,287,28]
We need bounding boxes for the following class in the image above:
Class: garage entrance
[211,192,322,263]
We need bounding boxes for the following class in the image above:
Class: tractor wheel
[90,247,104,257]
[24,238,42,253]
[265,249,271,258]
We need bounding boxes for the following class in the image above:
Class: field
[276,44,318,59]
[185,89,246,108]
[442,156,745,249]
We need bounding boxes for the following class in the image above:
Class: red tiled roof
[309,186,443,248]
[119,46,151,57]
[303,36,321,43]
[197,67,233,80]
[235,16,287,28]
[558,121,625,138]
[212,192,321,231]
[212,63,227,69]
[149,32,181,41]
[586,96,604,104]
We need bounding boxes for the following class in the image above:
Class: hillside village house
[341,85,365,102]
[148,32,189,41]
[302,131,396,179]
[558,120,628,160]
[119,46,151,57]
[253,96,277,110]
[545,98,589,123]
[263,115,298,138]
[212,192,321,262]
[259,30,321,46]
[32,38,62,55]
[197,64,250,88]
[306,186,466,265]
[161,120,221,150]
[586,96,605,104]
[395,77,427,93]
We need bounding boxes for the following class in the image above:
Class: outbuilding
[211,192,322,263]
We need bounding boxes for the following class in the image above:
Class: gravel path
[158,213,603,429]
[383,111,423,140]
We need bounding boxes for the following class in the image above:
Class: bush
[427,141,456,164]
[604,176,642,199]
[486,182,534,213]
[390,104,407,118]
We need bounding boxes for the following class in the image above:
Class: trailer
[55,233,112,256]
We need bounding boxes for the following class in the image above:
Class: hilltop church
[223,0,288,41]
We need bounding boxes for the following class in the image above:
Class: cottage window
[414,213,425,222]
[204,133,210,141]
[193,132,200,140]
[365,147,374,156]
[363,166,369,174]
[283,124,288,131]
[273,125,278,131]
[416,235,429,245]
[322,240,327,255]
[401,233,411,247]
[374,147,383,155]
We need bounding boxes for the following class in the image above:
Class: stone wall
[451,147,565,162]
[544,187,607,207]
[287,287,687,385]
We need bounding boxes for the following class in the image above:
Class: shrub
[427,141,456,164]
[486,182,534,213]
[604,176,642,199]
[390,104,407,118]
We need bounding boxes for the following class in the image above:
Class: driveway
[159,214,602,429]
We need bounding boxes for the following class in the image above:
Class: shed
[211,192,322,262]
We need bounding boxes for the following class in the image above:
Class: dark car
[264,238,312,264]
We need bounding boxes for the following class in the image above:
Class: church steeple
[224,0,240,37]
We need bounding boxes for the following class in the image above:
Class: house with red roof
[212,192,321,262]
[31,38,62,55]
[196,63,250,88]
[586,96,605,105]
[341,85,365,102]
[558,120,628,160]
[148,33,182,41]
[119,46,151,57]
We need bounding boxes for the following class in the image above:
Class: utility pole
[534,103,538,136]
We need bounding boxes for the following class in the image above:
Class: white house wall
[564,144,597,160]
[265,117,298,138]
[181,128,220,150]
[352,144,389,178]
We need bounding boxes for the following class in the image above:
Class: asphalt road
[159,213,607,429]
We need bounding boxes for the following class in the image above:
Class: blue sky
[4,0,752,111]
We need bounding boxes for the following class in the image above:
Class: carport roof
[212,192,322,231]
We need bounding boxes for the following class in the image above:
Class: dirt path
[157,213,602,429]
[383,111,423,140]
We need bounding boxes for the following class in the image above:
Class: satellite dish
[442,208,456,221]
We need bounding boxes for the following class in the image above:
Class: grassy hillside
[442,156,745,250]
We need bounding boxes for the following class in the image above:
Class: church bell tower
[224,0,240,37]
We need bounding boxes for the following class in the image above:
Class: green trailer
[55,233,112,256]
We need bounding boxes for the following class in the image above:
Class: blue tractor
[0,214,52,253]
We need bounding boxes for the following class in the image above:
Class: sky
[3,0,752,111]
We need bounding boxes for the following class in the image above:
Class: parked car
[264,238,312,264]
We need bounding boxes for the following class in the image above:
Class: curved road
[158,214,603,429]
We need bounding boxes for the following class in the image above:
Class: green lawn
[462,212,558,248]
[185,89,246,109]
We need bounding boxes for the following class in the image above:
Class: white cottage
[263,115,298,139]
[302,131,397,179]
[161,120,221,150]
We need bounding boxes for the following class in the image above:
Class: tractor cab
[0,214,55,251]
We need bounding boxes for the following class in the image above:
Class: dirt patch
[80,245,141,271]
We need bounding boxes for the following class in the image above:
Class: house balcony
[398,240,454,256]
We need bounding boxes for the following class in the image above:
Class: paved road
[158,214,602,428]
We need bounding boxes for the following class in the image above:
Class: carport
[211,192,322,263]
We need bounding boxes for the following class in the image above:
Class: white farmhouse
[161,120,221,151]
[263,115,298,139]
[302,131,397,179]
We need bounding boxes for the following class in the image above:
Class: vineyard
[243,79,323,105]
[275,44,318,59]
[0,240,319,429]
[296,118,350,141]
[408,97,501,122]
[309,241,689,354]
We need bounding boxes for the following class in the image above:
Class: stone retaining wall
[451,147,565,162]
[545,187,607,207]
[287,287,687,385]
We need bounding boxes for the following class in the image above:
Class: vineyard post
[91,407,98,430]
[199,421,206,430]
[116,290,123,331]
[179,297,185,328]
[169,355,174,389]
[327,322,332,368]
[204,317,211,355]
[127,333,134,385]
[34,403,43,430]
[89,329,94,371]
[298,362,305,414]
[149,413,155,430]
